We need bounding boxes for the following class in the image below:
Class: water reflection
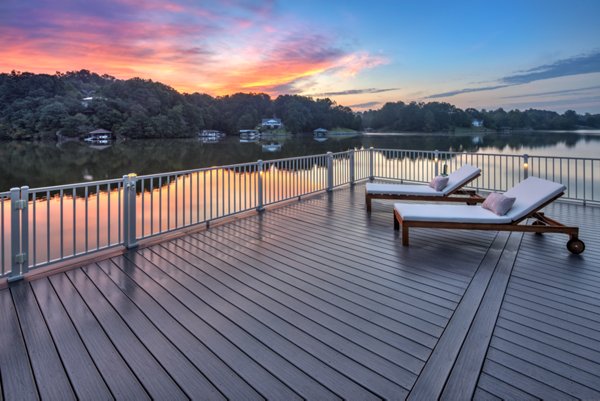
[2,130,600,190]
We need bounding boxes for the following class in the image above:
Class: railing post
[349,149,355,186]
[434,150,439,176]
[369,147,374,182]
[123,173,138,249]
[327,152,334,192]
[256,160,264,212]
[9,186,28,281]
[523,154,529,179]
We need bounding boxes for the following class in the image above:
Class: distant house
[83,129,113,142]
[472,119,484,128]
[81,96,107,107]
[261,118,282,129]
[313,128,328,136]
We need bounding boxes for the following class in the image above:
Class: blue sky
[1,0,599,112]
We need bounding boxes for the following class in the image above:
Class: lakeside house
[471,119,484,128]
[313,128,328,136]
[83,128,113,142]
[261,118,282,129]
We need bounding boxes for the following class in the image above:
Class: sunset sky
[2,0,600,112]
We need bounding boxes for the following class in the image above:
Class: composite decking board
[130,249,336,401]
[509,271,600,304]
[406,231,509,401]
[139,248,380,401]
[29,279,113,401]
[476,371,540,401]
[152,242,410,400]
[10,283,77,401]
[182,232,440,354]
[269,205,478,282]
[112,254,301,401]
[96,257,267,401]
[233,215,473,293]
[506,279,600,316]
[277,198,494,269]
[500,300,600,341]
[480,358,574,400]
[167,239,419,390]
[472,387,503,401]
[491,326,600,378]
[192,228,445,341]
[0,289,39,401]
[441,233,523,401]
[47,274,151,401]
[502,294,600,333]
[494,317,600,368]
[222,220,456,321]
[197,222,450,332]
[81,262,227,401]
[484,347,600,399]
[510,267,600,299]
[263,208,475,291]
[211,220,457,318]
[490,336,600,393]
[64,268,189,401]
[498,308,600,351]
[171,235,427,373]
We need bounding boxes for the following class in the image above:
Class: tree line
[0,70,360,139]
[1,70,598,140]
[361,101,600,132]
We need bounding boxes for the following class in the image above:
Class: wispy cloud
[426,52,600,99]
[426,85,510,99]
[501,85,600,99]
[307,87,399,97]
[347,101,382,109]
[502,52,600,84]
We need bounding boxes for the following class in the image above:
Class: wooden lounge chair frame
[366,173,484,212]
[393,192,585,254]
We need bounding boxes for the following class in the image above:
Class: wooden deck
[1,184,599,400]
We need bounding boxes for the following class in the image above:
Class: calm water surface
[1,130,600,190]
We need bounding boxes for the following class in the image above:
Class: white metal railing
[1,148,598,280]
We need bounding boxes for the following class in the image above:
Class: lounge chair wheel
[567,238,585,254]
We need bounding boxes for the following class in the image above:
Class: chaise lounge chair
[366,164,483,212]
[393,176,585,254]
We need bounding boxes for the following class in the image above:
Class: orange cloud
[0,1,385,96]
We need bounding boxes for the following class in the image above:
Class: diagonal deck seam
[406,231,510,401]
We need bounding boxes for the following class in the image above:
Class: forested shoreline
[1,70,598,140]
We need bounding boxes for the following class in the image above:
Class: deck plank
[65,268,189,401]
[10,282,76,401]
[0,289,38,401]
[48,273,150,401]
[29,278,113,401]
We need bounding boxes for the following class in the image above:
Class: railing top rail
[262,152,335,164]
[0,191,10,197]
[136,161,258,180]
[371,148,600,162]
[26,178,124,194]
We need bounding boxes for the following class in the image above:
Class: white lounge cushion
[366,182,445,196]
[394,203,512,224]
[366,164,481,197]
[394,177,566,225]
[442,164,481,195]
[504,176,565,221]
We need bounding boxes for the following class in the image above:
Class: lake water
[1,130,600,191]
